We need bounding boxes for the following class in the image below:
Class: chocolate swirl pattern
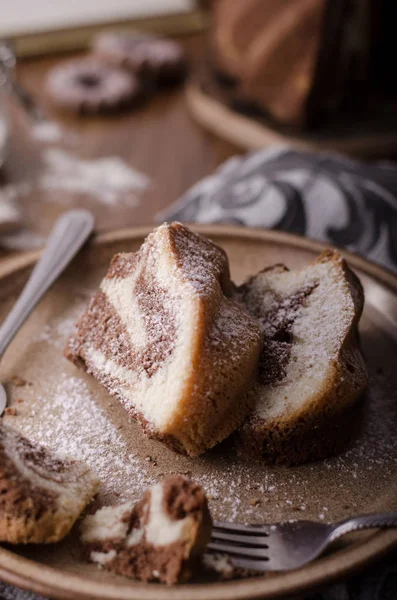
[65,223,262,457]
[162,147,397,273]
[0,423,98,544]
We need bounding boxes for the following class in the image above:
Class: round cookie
[92,32,187,84]
[46,59,142,115]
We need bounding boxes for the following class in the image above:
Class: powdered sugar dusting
[30,121,78,145]
[0,179,44,251]
[35,293,92,349]
[0,190,20,229]
[40,149,150,206]
[1,149,150,250]
[0,183,30,233]
[16,373,153,501]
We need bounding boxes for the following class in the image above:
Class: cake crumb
[203,554,234,579]
[10,376,27,387]
[4,407,17,416]
[16,398,24,404]
[250,497,261,506]
[207,494,219,501]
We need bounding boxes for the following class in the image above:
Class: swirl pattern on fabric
[162,147,397,273]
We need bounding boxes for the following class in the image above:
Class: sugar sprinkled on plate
[16,372,154,501]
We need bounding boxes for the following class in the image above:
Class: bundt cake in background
[212,0,327,128]
[211,0,381,129]
[187,0,397,153]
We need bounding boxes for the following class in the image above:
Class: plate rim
[1,224,397,600]
[185,82,397,157]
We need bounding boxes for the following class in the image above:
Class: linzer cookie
[65,223,262,457]
[0,423,99,544]
[234,250,368,465]
[81,475,212,584]
[45,59,142,115]
[92,32,187,84]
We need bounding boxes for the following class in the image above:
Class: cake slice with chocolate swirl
[81,475,212,584]
[65,223,262,457]
[235,250,368,465]
[0,423,99,544]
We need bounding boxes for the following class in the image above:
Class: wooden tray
[0,225,397,600]
[186,83,397,157]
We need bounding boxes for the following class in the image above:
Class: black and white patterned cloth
[161,146,397,273]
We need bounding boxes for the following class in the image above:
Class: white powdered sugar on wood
[0,183,39,250]
[40,149,150,206]
[30,121,77,144]
[0,182,45,250]
[0,183,30,231]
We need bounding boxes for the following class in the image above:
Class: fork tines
[207,520,272,571]
[213,520,271,534]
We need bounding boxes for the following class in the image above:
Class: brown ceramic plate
[0,225,397,600]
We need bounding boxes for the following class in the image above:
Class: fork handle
[329,512,397,542]
[0,209,94,358]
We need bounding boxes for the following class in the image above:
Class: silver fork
[208,512,397,572]
[0,209,94,414]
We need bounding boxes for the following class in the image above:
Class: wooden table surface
[1,33,239,252]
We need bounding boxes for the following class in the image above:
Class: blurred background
[0,0,396,269]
